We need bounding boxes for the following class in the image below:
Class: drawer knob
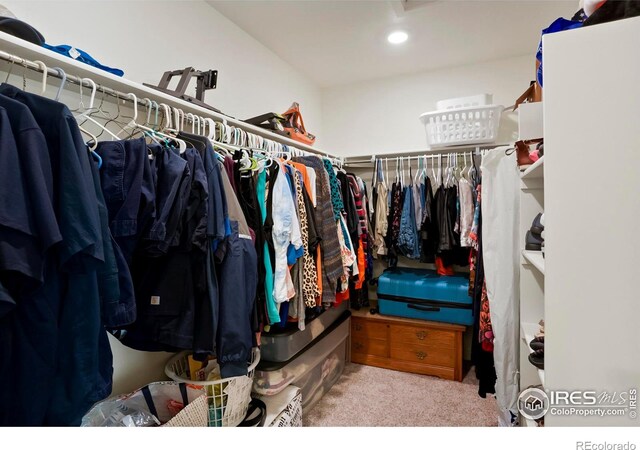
[416,351,427,360]
[354,324,362,331]
[354,342,364,351]
[416,331,427,340]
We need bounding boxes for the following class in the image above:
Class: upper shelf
[521,156,544,180]
[0,31,337,158]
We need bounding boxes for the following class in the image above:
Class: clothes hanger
[74,78,121,141]
[51,67,67,101]
[425,155,429,183]
[133,98,163,144]
[125,93,187,153]
[158,103,172,131]
[142,98,153,127]
[384,157,389,185]
[32,60,47,95]
[185,113,195,133]
[152,101,160,130]
[430,155,437,186]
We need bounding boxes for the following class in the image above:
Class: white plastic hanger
[413,156,421,185]
[51,67,67,101]
[204,118,216,140]
[126,93,187,153]
[384,158,389,185]
[158,103,171,130]
[186,113,194,133]
[170,107,181,132]
[33,60,47,94]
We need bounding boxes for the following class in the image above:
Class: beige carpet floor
[303,363,497,426]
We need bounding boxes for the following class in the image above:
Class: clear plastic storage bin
[253,311,350,409]
[260,301,348,362]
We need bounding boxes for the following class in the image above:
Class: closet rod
[344,147,496,166]
[0,42,341,160]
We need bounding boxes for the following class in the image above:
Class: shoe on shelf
[525,230,544,251]
[530,213,544,237]
[528,349,544,370]
[529,336,544,351]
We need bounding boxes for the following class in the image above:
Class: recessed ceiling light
[387,31,408,44]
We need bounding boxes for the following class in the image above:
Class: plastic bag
[82,382,207,427]
[81,401,160,427]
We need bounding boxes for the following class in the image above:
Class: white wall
[4,0,324,144]
[322,55,535,157]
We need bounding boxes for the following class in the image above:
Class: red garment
[335,289,349,306]
[435,256,454,276]
[479,281,494,352]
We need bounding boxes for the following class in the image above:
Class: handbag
[282,102,316,146]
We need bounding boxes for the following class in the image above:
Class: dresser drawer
[389,324,455,348]
[352,317,388,340]
[352,337,388,358]
[389,343,455,367]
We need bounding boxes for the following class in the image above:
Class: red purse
[282,102,316,146]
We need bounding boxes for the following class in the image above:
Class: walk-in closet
[0,1,639,445]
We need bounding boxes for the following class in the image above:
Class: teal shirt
[257,169,280,324]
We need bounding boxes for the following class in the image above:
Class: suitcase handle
[407,304,441,313]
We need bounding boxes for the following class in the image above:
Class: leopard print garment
[294,170,321,307]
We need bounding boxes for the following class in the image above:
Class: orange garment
[289,162,313,200]
[354,243,366,290]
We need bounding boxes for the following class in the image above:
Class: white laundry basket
[165,348,260,427]
[419,104,503,148]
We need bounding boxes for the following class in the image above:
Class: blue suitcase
[377,268,473,326]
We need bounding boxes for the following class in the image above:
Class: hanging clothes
[0,84,113,425]
[397,183,420,259]
[468,187,497,399]
[385,179,403,267]
[292,156,343,304]
[459,176,476,247]
[257,167,279,325]
[270,161,302,304]
[0,78,359,424]
[420,176,437,264]
[373,170,389,257]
